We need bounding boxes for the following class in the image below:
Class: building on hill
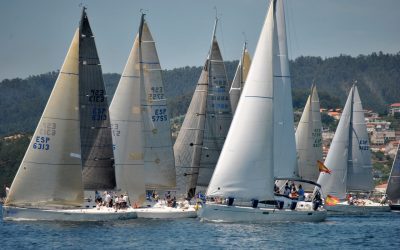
[364,110,379,119]
[370,130,396,145]
[327,109,341,120]
[389,103,400,116]
[366,119,391,131]
[385,140,399,158]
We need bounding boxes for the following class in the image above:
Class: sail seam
[273,75,290,78]
[244,96,273,99]
[23,161,81,166]
[139,61,159,65]
[122,75,140,78]
[60,72,78,76]
[42,117,79,121]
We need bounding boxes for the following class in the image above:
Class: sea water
[1,204,399,249]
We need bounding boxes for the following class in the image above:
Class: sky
[0,0,399,81]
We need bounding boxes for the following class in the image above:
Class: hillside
[0,52,399,137]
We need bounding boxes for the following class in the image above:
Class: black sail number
[89,89,105,102]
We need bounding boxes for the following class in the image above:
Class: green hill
[0,52,399,137]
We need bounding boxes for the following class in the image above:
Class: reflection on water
[1,204,400,249]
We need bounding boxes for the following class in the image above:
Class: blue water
[1,204,400,249]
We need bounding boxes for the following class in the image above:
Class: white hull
[2,206,137,222]
[135,206,197,219]
[326,202,391,215]
[198,203,327,223]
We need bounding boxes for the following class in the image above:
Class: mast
[229,41,252,114]
[346,84,355,193]
[240,42,247,89]
[272,0,298,178]
[346,84,373,192]
[295,83,323,189]
[206,0,276,201]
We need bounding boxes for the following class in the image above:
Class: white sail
[109,32,146,205]
[229,43,252,114]
[347,86,373,191]
[6,30,84,207]
[295,84,323,188]
[206,0,275,201]
[139,20,176,190]
[174,19,232,198]
[272,0,298,179]
[318,85,372,199]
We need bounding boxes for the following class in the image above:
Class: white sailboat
[229,42,252,114]
[2,8,137,221]
[174,17,233,200]
[109,14,196,219]
[295,84,323,191]
[385,141,400,210]
[317,84,390,214]
[199,0,327,223]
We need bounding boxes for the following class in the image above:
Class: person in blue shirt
[298,185,305,201]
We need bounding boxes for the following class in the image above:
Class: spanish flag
[317,160,332,174]
[325,194,340,206]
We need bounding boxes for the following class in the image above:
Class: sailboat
[198,0,327,223]
[317,84,390,214]
[229,42,252,114]
[109,14,196,219]
[173,17,233,200]
[386,141,400,210]
[294,84,323,191]
[2,8,137,221]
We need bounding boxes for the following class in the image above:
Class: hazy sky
[1,0,399,80]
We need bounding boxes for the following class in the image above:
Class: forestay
[6,30,84,207]
[79,9,116,190]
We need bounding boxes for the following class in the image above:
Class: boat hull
[198,203,327,223]
[135,207,197,219]
[326,203,391,215]
[390,204,400,211]
[2,206,137,221]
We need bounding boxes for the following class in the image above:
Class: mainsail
[79,8,116,190]
[174,18,232,198]
[229,42,252,114]
[139,17,176,190]
[295,84,323,189]
[318,85,373,199]
[207,0,289,201]
[386,142,400,202]
[109,15,150,204]
[272,0,298,179]
[6,30,83,207]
